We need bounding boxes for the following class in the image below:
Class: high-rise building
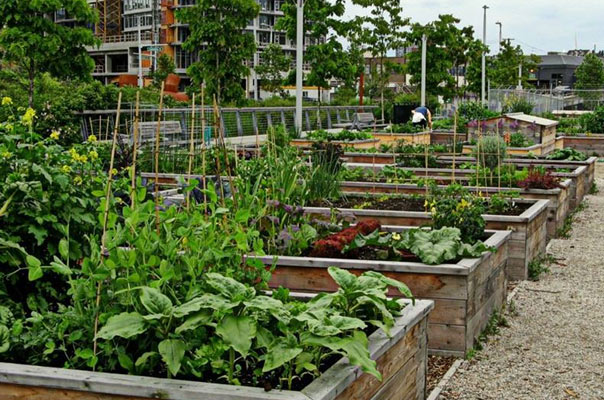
[57,0,314,97]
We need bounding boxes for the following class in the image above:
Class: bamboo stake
[255,125,260,159]
[186,93,196,210]
[475,122,481,195]
[452,110,458,183]
[98,116,101,138]
[212,97,226,204]
[496,122,501,192]
[92,91,123,362]
[424,142,429,202]
[154,82,165,235]
[131,91,140,208]
[105,115,110,141]
[213,96,238,208]
[200,85,207,213]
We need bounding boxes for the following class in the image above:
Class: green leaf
[327,267,359,291]
[26,255,43,281]
[158,339,186,376]
[175,310,212,334]
[27,225,47,245]
[96,312,147,340]
[140,287,173,316]
[118,352,134,372]
[58,239,69,260]
[235,208,250,223]
[340,331,381,381]
[206,273,255,302]
[50,257,72,276]
[262,337,303,373]
[0,325,9,353]
[362,271,414,301]
[243,296,291,323]
[135,351,157,367]
[331,315,367,331]
[216,315,256,357]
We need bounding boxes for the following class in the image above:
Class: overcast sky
[343,0,604,55]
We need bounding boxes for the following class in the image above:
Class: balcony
[97,31,153,44]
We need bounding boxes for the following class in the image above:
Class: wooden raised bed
[462,142,550,156]
[253,227,511,357]
[341,152,397,164]
[372,132,431,145]
[557,134,604,157]
[290,138,381,150]
[339,180,571,240]
[304,198,548,281]
[0,298,434,400]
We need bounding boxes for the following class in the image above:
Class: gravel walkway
[441,165,604,400]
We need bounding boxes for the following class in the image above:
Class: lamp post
[420,34,427,107]
[138,15,143,88]
[481,5,488,106]
[496,21,502,50]
[295,0,304,133]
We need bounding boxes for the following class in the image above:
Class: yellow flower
[87,134,97,143]
[73,176,83,186]
[61,165,72,173]
[22,108,36,126]
[423,199,428,208]
[392,233,401,241]
[1,151,12,159]
[88,150,98,160]
[79,155,88,163]
[430,207,437,215]
[1,97,12,106]
[110,168,118,176]
[50,131,60,140]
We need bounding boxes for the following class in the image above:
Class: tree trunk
[28,59,35,108]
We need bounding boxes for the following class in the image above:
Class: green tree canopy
[488,41,540,88]
[574,53,604,109]
[0,0,98,107]
[255,43,291,97]
[178,0,259,104]
[152,53,175,88]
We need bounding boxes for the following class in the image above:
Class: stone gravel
[440,164,604,400]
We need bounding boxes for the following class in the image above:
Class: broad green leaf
[173,298,206,318]
[175,310,212,334]
[327,267,359,291]
[216,315,256,357]
[331,315,367,331]
[96,312,147,340]
[256,326,275,349]
[140,287,173,316]
[262,337,303,372]
[206,273,255,302]
[158,339,186,376]
[235,208,250,223]
[363,271,414,301]
[118,352,134,372]
[340,331,381,381]
[244,296,291,323]
[50,256,71,276]
[26,255,43,281]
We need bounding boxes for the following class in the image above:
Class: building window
[123,14,153,29]
[175,47,196,69]
[124,0,152,12]
[177,27,190,43]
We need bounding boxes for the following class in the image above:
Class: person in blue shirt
[411,106,432,130]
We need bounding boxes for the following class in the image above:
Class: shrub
[474,135,507,170]
[517,167,560,190]
[502,95,534,114]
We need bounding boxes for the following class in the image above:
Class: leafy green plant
[508,132,534,148]
[307,130,373,142]
[474,135,507,170]
[546,148,588,161]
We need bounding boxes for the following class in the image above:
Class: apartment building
[61,0,315,97]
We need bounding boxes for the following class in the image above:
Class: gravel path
[441,165,604,400]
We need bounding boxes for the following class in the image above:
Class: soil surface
[440,163,604,400]
[427,356,457,394]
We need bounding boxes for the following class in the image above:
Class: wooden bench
[126,121,183,143]
[333,112,387,131]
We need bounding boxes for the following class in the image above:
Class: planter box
[339,180,571,240]
[291,138,381,150]
[0,299,434,400]
[341,152,397,164]
[254,228,511,357]
[557,135,604,157]
[430,131,468,145]
[373,132,431,145]
[462,142,550,156]
[304,198,548,281]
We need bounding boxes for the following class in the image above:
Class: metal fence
[78,105,378,142]
[489,88,604,114]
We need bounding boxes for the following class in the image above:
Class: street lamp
[295,0,304,133]
[481,5,489,106]
[496,21,502,49]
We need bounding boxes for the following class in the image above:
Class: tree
[0,0,98,107]
[177,0,259,104]
[406,15,479,102]
[255,43,291,97]
[488,41,540,88]
[575,53,604,110]
[277,0,357,117]
[152,53,175,87]
[351,0,407,120]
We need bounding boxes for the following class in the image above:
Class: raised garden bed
[372,132,431,145]
[291,138,381,150]
[557,134,604,157]
[305,197,548,281]
[252,227,511,357]
[338,180,571,240]
[0,297,434,400]
[462,142,551,157]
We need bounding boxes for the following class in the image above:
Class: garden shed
[467,113,559,154]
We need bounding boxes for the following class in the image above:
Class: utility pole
[482,5,489,106]
[517,63,523,90]
[496,21,502,50]
[421,34,427,107]
[295,0,304,134]
[138,15,143,88]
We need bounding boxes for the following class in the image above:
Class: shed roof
[538,54,584,67]
[505,113,559,127]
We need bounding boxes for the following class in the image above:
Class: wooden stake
[131,91,140,208]
[452,110,458,183]
[154,82,165,235]
[92,90,123,362]
[200,85,207,213]
[186,93,196,210]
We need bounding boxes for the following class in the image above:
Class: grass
[465,310,509,360]
[589,182,599,195]
[528,253,555,281]
[557,202,587,239]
